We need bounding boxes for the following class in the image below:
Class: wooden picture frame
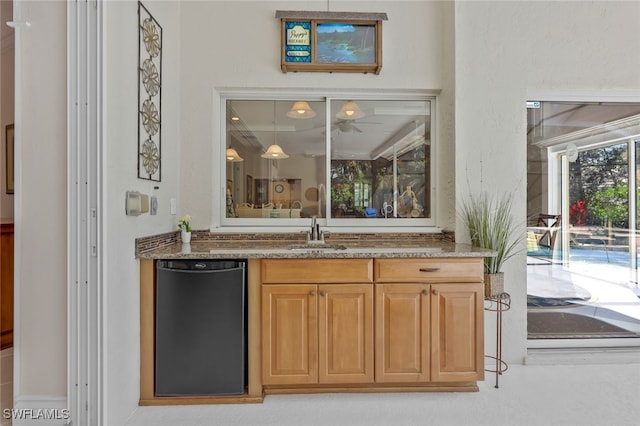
[276,11,387,74]
[5,124,14,194]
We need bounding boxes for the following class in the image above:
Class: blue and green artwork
[316,23,375,64]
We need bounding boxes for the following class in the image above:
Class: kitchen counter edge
[137,241,496,259]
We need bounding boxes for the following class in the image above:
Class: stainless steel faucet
[307,215,324,243]
[311,216,317,240]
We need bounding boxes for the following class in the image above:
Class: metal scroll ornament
[138,2,162,181]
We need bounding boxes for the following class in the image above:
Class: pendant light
[336,100,365,120]
[261,144,289,159]
[262,101,289,159]
[225,147,244,162]
[286,101,316,119]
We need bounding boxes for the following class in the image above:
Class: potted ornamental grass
[459,192,521,297]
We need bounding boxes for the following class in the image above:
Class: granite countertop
[137,238,494,259]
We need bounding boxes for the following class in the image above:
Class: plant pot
[484,272,504,298]
[181,230,192,244]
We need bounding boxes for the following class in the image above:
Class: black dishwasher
[155,259,247,396]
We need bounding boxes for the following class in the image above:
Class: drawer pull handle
[419,267,441,272]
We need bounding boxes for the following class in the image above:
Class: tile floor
[1,348,12,426]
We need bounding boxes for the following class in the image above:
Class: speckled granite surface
[136,231,494,259]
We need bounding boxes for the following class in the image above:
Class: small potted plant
[178,214,192,244]
[459,192,521,297]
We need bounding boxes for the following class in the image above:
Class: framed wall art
[5,124,14,194]
[276,10,387,74]
[138,2,162,182]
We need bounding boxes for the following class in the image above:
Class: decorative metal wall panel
[138,2,162,181]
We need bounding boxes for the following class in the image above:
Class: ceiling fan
[333,119,363,134]
[298,117,377,135]
[302,119,363,135]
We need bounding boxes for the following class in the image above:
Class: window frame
[214,90,438,230]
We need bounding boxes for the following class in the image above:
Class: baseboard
[526,347,640,365]
[9,396,68,426]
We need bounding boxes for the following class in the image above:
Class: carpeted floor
[528,311,637,338]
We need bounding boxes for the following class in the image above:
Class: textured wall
[104,1,182,424]
[178,0,455,231]
[454,0,640,363]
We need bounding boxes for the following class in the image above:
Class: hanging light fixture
[261,101,289,159]
[226,147,244,162]
[336,100,365,120]
[286,101,316,119]
[261,144,289,159]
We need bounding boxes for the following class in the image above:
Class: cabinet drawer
[374,258,483,283]
[262,259,373,283]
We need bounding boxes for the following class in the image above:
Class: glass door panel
[526,100,640,342]
[567,143,630,279]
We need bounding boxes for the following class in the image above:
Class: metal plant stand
[484,292,511,388]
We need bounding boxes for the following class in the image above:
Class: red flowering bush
[569,200,588,225]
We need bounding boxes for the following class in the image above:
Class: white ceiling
[528,102,640,142]
[228,99,431,160]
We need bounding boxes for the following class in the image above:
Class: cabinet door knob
[422,289,429,296]
[419,267,440,272]
[309,291,316,296]
[319,291,327,297]
[432,289,439,296]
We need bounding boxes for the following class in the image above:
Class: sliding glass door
[526,101,640,344]
[566,143,630,281]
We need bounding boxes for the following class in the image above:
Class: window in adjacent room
[222,95,434,227]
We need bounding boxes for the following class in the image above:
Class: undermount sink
[287,243,347,251]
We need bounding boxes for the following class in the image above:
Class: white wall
[100,2,452,418]
[102,0,454,420]
[179,0,455,230]
[454,0,640,363]
[16,0,67,399]
[104,1,181,424]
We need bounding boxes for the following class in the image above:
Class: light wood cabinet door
[262,285,318,385]
[430,283,484,382]
[318,284,374,384]
[375,284,430,383]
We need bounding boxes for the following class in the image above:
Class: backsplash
[136,229,455,257]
